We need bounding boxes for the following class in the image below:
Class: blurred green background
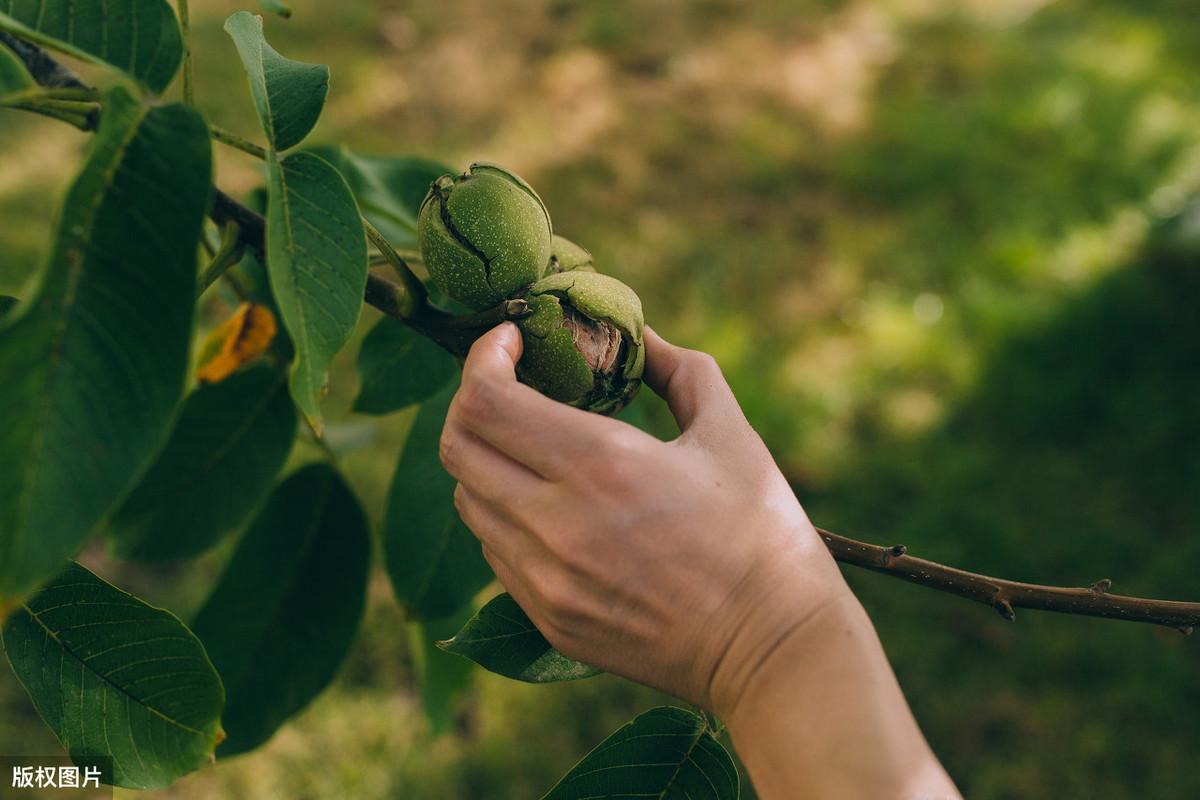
[2,0,1199,797]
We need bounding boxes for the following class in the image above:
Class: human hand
[439,322,848,716]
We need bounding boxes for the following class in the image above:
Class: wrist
[713,571,961,800]
[706,536,856,721]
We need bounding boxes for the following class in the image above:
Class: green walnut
[418,162,553,310]
[546,235,596,274]
[516,271,644,415]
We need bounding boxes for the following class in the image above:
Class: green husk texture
[547,234,596,273]
[517,272,644,415]
[418,162,552,310]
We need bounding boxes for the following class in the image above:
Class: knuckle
[455,381,495,424]
[600,431,642,463]
[543,532,590,575]
[585,434,647,499]
[439,430,461,474]
[684,350,722,380]
[535,571,577,618]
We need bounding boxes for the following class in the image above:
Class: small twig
[211,125,267,160]
[8,100,95,130]
[22,97,97,115]
[359,197,418,235]
[362,218,427,307]
[34,87,101,101]
[444,299,532,328]
[817,527,1200,633]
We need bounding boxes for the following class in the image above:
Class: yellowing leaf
[196,302,277,383]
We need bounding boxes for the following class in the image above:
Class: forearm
[723,576,960,800]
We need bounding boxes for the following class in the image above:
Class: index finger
[452,323,623,479]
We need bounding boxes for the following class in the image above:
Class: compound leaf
[106,365,296,562]
[384,384,493,620]
[440,593,601,683]
[0,87,210,606]
[0,0,182,93]
[265,150,367,433]
[2,561,224,789]
[353,317,456,415]
[224,10,328,151]
[190,463,370,756]
[543,707,740,800]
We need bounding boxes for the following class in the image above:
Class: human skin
[439,323,961,799]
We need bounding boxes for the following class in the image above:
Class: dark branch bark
[817,528,1198,633]
[7,33,1200,634]
[0,31,86,89]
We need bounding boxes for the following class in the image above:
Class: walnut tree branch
[811,525,1198,634]
[0,31,88,89]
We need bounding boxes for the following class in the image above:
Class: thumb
[643,327,744,436]
[462,322,523,386]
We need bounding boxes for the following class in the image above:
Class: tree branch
[0,31,87,89]
[6,34,1200,634]
[816,528,1198,633]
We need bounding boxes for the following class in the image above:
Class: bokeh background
[3,0,1200,797]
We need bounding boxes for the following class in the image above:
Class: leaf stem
[177,0,194,106]
[359,197,418,235]
[210,125,268,160]
[362,217,428,314]
[8,101,95,130]
[200,222,245,291]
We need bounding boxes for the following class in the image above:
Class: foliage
[2,562,224,789]
[0,6,735,797]
[1,1,1198,798]
[0,87,210,606]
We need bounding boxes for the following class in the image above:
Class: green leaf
[307,146,451,246]
[353,317,457,415]
[384,384,493,620]
[542,707,740,800]
[106,365,297,562]
[0,43,34,102]
[223,10,328,151]
[0,88,210,606]
[265,150,367,433]
[440,593,601,683]
[0,294,16,317]
[409,605,476,736]
[258,0,293,18]
[0,0,182,94]
[190,462,371,756]
[2,562,224,789]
